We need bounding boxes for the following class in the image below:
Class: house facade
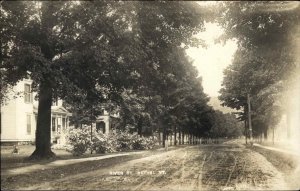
[93,111,120,135]
[0,79,71,144]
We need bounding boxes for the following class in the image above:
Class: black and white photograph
[1,1,300,190]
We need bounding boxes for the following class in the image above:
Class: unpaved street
[11,143,296,190]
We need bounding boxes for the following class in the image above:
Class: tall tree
[1,1,143,159]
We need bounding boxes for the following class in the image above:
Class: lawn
[1,144,133,170]
[252,145,300,189]
[1,143,176,172]
[1,145,73,170]
[1,144,179,190]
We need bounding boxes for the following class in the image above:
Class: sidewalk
[1,151,146,176]
[253,143,300,157]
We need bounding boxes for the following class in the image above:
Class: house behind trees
[0,79,71,145]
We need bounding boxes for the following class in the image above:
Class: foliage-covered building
[0,79,71,144]
[72,109,120,135]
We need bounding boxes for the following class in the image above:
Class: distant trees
[209,111,243,138]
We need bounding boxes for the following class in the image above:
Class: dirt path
[253,143,300,157]
[1,151,147,176]
[7,144,292,190]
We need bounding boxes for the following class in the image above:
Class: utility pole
[247,93,253,145]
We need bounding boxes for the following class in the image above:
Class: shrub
[72,142,87,156]
[67,126,158,155]
[114,131,134,151]
[67,127,92,156]
[131,135,157,150]
[91,132,116,154]
[131,137,147,150]
[145,136,158,149]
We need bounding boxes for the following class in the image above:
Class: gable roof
[33,105,72,116]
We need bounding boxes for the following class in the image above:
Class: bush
[72,142,88,156]
[92,132,116,154]
[145,136,158,149]
[131,137,147,150]
[131,135,157,150]
[112,131,158,151]
[67,127,92,156]
[114,131,134,151]
[67,126,158,155]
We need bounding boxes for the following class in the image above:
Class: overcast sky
[186,22,237,97]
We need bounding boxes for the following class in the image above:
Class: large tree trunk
[29,82,55,160]
[137,117,142,136]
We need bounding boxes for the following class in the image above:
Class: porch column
[105,119,109,135]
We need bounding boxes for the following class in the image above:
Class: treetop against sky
[186,21,237,97]
[189,1,300,98]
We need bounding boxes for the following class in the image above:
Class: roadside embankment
[252,143,300,190]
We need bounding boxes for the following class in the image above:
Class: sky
[186,22,238,97]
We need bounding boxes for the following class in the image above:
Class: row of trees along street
[1,1,244,159]
[2,2,298,159]
[217,2,300,143]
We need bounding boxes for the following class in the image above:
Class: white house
[93,111,120,135]
[0,79,71,144]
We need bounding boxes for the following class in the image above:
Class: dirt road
[6,143,295,190]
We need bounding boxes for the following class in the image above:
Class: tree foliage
[217,2,300,138]
[1,1,219,158]
[210,111,243,138]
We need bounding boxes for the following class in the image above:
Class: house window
[26,114,31,134]
[100,109,104,115]
[52,117,56,131]
[96,121,106,134]
[24,84,32,103]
